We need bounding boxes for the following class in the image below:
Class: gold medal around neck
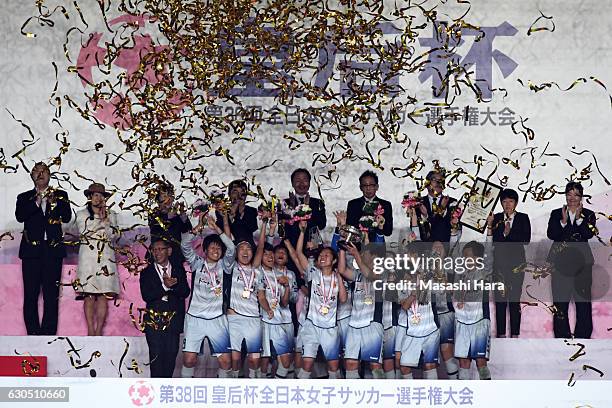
[319,305,329,315]
[270,299,278,310]
[242,289,251,299]
[364,295,374,305]
[213,287,222,296]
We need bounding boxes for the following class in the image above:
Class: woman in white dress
[75,183,120,336]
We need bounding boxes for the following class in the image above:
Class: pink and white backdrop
[0,0,611,340]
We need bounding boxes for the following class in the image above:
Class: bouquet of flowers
[401,191,420,214]
[362,201,384,216]
[192,198,211,218]
[358,215,378,232]
[287,203,312,225]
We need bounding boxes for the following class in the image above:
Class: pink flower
[374,204,385,216]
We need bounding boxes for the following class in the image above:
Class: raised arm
[337,273,348,304]
[291,220,310,271]
[337,248,355,281]
[253,219,267,268]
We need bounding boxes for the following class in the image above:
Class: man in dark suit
[346,170,393,243]
[15,162,72,335]
[282,168,327,248]
[282,168,326,335]
[491,188,531,338]
[417,169,460,243]
[215,179,258,243]
[140,239,190,377]
[149,182,192,265]
[547,182,597,339]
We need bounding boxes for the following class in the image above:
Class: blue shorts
[301,319,340,361]
[439,312,455,344]
[344,322,384,363]
[228,314,262,354]
[262,322,295,357]
[455,319,491,360]
[400,329,440,367]
[182,314,231,355]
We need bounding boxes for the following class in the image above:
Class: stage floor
[1,336,610,380]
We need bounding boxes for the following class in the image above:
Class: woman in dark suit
[492,189,531,338]
[546,182,597,339]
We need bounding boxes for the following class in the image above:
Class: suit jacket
[283,195,327,246]
[148,211,192,263]
[139,261,190,334]
[546,207,596,265]
[416,195,458,242]
[16,188,72,259]
[346,196,393,242]
[215,205,258,243]
[492,211,531,271]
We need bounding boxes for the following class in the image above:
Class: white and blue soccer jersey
[182,232,235,319]
[454,238,494,325]
[260,267,298,324]
[305,260,340,329]
[400,286,439,338]
[433,232,461,315]
[228,263,264,317]
[348,269,383,329]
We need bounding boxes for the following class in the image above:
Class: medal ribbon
[238,264,256,293]
[203,262,221,291]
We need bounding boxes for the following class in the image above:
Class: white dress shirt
[155,262,172,301]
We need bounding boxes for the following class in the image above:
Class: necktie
[162,266,168,277]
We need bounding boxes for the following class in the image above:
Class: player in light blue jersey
[256,217,298,378]
[431,233,461,380]
[453,214,494,380]
[180,212,235,378]
[226,220,265,378]
[285,220,348,379]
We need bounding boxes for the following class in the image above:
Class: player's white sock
[401,372,413,379]
[458,367,471,380]
[345,369,360,379]
[386,370,396,379]
[423,368,438,380]
[445,358,459,379]
[276,365,289,378]
[217,368,232,378]
[372,368,385,379]
[328,370,340,379]
[478,366,491,380]
[231,369,239,378]
[256,368,263,378]
[248,368,257,378]
[295,367,302,378]
[297,369,311,379]
[181,366,194,378]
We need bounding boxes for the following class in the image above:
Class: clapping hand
[334,210,347,227]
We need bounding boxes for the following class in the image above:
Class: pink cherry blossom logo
[76,14,188,129]
[128,380,155,406]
